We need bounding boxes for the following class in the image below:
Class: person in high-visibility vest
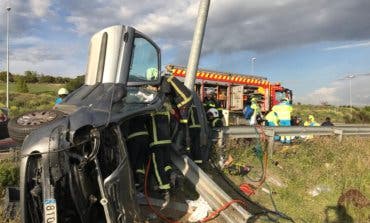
[302,114,320,139]
[265,110,279,127]
[250,97,262,125]
[272,98,293,143]
[55,88,69,105]
[146,74,192,207]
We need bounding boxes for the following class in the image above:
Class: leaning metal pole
[184,0,210,90]
[6,7,11,108]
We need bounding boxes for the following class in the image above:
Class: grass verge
[222,136,370,222]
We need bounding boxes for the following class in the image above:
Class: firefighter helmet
[146,67,159,81]
[206,89,215,96]
[207,108,219,119]
[58,88,69,96]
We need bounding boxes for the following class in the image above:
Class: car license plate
[44,199,57,223]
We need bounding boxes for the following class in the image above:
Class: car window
[128,37,160,84]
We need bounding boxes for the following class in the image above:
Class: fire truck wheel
[7,110,65,143]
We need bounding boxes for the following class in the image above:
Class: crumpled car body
[19,25,209,223]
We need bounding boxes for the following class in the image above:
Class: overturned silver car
[17,25,210,223]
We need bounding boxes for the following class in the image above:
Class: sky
[0,0,370,106]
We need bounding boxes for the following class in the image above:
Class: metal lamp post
[6,6,11,109]
[347,75,355,110]
[347,74,355,120]
[251,57,256,74]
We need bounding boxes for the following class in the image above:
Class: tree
[15,76,29,93]
[39,75,56,83]
[66,75,85,92]
[24,71,38,83]
[0,71,14,82]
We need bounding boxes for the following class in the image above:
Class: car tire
[7,110,65,143]
[0,121,9,140]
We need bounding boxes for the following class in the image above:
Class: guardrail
[171,151,252,222]
[216,125,370,157]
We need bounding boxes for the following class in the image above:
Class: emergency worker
[125,116,150,190]
[250,97,262,125]
[272,98,293,143]
[188,104,203,164]
[146,73,192,205]
[265,110,279,127]
[207,108,223,128]
[55,88,69,105]
[302,115,319,140]
[203,89,223,121]
[304,115,319,127]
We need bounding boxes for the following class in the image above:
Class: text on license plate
[44,199,57,223]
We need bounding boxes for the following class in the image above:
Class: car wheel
[0,120,9,140]
[7,110,65,143]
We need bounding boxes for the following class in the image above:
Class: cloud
[324,41,370,51]
[2,0,370,77]
[55,0,370,58]
[300,75,370,105]
[30,0,51,17]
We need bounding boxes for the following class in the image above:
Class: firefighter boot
[161,190,171,210]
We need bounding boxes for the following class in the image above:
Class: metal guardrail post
[265,129,275,159]
[334,129,343,142]
[217,129,224,147]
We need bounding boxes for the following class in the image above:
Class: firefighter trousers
[147,112,172,190]
[189,127,203,164]
[126,116,150,181]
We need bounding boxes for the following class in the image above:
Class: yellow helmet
[251,97,257,102]
[146,67,158,81]
[308,115,315,121]
[58,88,69,96]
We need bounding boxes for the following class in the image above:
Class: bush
[66,75,85,92]
[15,77,29,93]
[0,160,19,191]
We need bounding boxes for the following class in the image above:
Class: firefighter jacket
[189,105,201,129]
[161,75,193,123]
[272,102,293,121]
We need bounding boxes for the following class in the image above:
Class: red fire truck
[166,65,292,114]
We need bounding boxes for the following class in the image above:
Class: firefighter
[125,115,150,190]
[203,89,224,121]
[272,98,293,143]
[55,88,69,105]
[188,104,203,164]
[146,72,192,206]
[207,108,223,128]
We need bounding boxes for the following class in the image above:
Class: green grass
[293,104,370,124]
[0,83,61,117]
[0,83,62,95]
[223,137,370,222]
